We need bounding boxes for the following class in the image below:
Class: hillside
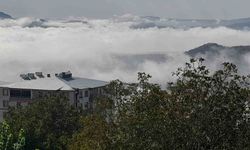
[185,43,250,58]
[0,12,12,19]
[130,16,250,30]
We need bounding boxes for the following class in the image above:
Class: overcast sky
[0,0,250,19]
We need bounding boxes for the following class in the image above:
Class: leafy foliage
[166,58,250,149]
[0,121,25,150]
[6,96,81,150]
[69,115,112,150]
[69,58,250,149]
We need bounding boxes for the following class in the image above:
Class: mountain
[130,16,250,30]
[0,12,12,19]
[185,43,250,69]
[185,43,225,57]
[185,43,250,58]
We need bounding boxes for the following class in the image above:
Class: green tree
[69,58,250,150]
[166,58,250,149]
[0,121,25,150]
[111,73,169,149]
[69,73,169,150]
[68,80,131,150]
[69,86,121,150]
[6,96,81,150]
[69,115,112,150]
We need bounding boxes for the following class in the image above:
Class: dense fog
[0,15,250,85]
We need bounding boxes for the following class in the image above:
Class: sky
[0,0,250,19]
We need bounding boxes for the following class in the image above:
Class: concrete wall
[0,87,10,121]
[0,87,105,121]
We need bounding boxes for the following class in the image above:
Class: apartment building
[0,71,108,121]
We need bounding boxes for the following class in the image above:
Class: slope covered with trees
[5,58,250,149]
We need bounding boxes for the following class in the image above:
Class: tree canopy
[70,58,250,149]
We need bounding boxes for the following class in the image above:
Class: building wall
[68,91,76,106]
[0,87,10,121]
[0,88,76,121]
[0,86,106,121]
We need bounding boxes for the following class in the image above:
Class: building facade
[0,71,108,121]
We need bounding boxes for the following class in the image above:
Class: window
[84,91,89,97]
[79,91,83,98]
[22,90,31,98]
[10,89,31,98]
[10,90,21,97]
[3,100,9,107]
[3,89,8,96]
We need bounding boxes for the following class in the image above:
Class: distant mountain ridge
[0,13,249,30]
[184,43,250,73]
[185,43,250,57]
[130,16,250,30]
[0,12,12,19]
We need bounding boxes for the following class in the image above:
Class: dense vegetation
[5,58,250,149]
[5,97,81,150]
[0,121,25,150]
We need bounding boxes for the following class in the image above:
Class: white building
[0,71,108,121]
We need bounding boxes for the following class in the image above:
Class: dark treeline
[1,58,250,150]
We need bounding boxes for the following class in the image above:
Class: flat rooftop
[0,71,108,91]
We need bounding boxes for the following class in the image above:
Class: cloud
[0,17,250,86]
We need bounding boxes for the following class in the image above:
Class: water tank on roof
[59,71,72,78]
[20,74,30,80]
[28,73,36,79]
[35,72,44,78]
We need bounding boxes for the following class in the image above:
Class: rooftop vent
[35,72,44,78]
[59,71,72,79]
